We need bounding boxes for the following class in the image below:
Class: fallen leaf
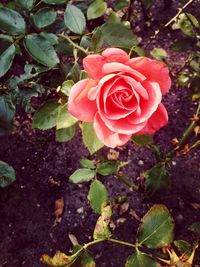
[116,217,126,225]
[129,209,141,222]
[191,203,200,210]
[107,149,119,160]
[119,202,129,215]
[68,234,78,246]
[54,197,64,221]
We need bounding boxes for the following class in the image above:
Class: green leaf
[87,0,107,20]
[24,34,60,68]
[0,160,16,188]
[177,73,190,87]
[43,0,66,4]
[137,204,174,248]
[190,60,199,72]
[97,161,118,176]
[69,168,95,184]
[126,250,160,267]
[80,251,96,267]
[64,4,86,34]
[150,48,167,61]
[132,134,153,146]
[56,104,78,130]
[56,126,75,143]
[144,163,170,197]
[100,22,138,48]
[93,204,112,239]
[32,101,60,130]
[88,179,108,214]
[0,42,16,78]
[67,63,81,83]
[178,13,199,37]
[0,94,15,123]
[91,27,104,53]
[188,222,200,236]
[60,80,74,96]
[174,240,192,256]
[0,7,26,35]
[8,64,47,89]
[82,122,104,155]
[16,0,36,11]
[32,7,57,29]
[40,32,58,45]
[141,0,154,9]
[114,0,129,10]
[80,159,95,169]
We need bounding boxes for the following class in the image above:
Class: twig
[145,0,195,49]
[58,34,91,55]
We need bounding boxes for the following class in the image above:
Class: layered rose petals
[68,48,171,148]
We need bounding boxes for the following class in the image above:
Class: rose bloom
[68,48,171,148]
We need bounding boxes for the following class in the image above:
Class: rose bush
[68,48,171,148]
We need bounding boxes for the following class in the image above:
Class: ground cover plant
[0,0,200,266]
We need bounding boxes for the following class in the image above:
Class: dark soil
[0,1,200,267]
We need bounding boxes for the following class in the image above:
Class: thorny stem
[58,34,91,55]
[83,238,136,250]
[115,173,139,192]
[145,0,195,49]
[83,239,106,249]
[108,238,136,248]
[167,101,200,159]
[178,101,200,148]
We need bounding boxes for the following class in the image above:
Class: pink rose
[68,48,171,148]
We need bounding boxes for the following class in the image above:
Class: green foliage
[64,5,86,34]
[69,168,96,184]
[24,35,60,67]
[60,80,74,97]
[144,163,170,197]
[178,13,199,37]
[88,179,108,214]
[80,159,95,169]
[188,222,200,236]
[0,160,16,188]
[100,23,138,48]
[150,48,168,61]
[96,161,118,176]
[16,0,35,11]
[126,250,159,267]
[56,126,75,143]
[32,8,57,29]
[87,0,107,20]
[0,7,26,35]
[174,240,192,256]
[56,104,78,130]
[82,122,104,155]
[137,205,174,248]
[32,101,60,130]
[0,37,16,78]
[132,134,153,146]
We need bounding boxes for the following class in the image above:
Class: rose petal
[102,62,146,82]
[83,55,105,80]
[136,103,168,135]
[127,81,162,124]
[127,57,171,94]
[102,48,129,63]
[68,79,98,122]
[83,48,129,81]
[94,113,131,148]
